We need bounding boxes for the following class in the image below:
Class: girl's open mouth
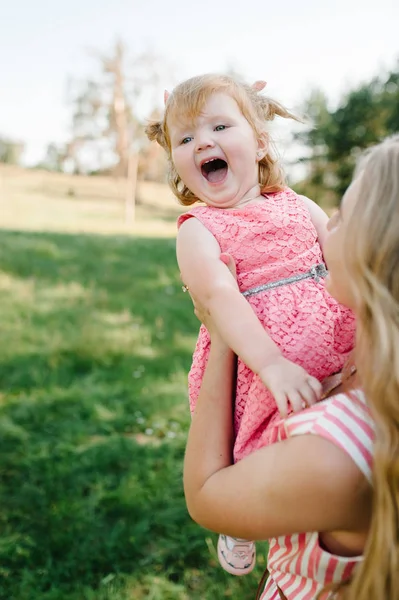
[201,158,228,183]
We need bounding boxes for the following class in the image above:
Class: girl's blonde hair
[145,73,299,206]
[319,134,399,599]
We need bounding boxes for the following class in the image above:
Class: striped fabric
[262,391,374,600]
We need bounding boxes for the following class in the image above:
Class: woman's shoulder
[282,391,374,481]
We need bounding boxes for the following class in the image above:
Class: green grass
[0,229,267,600]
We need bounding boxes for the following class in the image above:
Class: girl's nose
[195,136,214,153]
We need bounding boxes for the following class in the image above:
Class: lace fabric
[177,189,356,462]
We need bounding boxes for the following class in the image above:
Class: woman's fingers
[220,252,238,281]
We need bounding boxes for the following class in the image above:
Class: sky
[1,0,398,165]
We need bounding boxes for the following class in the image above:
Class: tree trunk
[112,43,129,177]
[125,152,138,224]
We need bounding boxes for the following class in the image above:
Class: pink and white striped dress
[262,390,374,600]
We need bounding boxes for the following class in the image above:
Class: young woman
[183,135,399,599]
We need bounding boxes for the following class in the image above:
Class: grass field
[0,167,267,599]
[0,165,182,237]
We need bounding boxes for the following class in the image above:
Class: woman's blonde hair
[145,73,299,206]
[320,134,399,599]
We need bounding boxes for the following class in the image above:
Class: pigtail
[144,117,198,206]
[144,120,168,151]
[237,83,302,193]
[256,93,301,124]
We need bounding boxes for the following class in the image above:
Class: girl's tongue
[201,158,228,183]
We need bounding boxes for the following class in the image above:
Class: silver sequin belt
[242,263,328,298]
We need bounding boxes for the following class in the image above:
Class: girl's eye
[215,125,226,132]
[181,136,193,145]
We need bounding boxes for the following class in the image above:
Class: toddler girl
[145,74,355,576]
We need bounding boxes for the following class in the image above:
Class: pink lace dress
[177,189,355,462]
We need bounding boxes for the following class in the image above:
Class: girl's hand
[259,357,322,417]
[216,252,323,414]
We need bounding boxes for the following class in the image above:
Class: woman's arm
[183,309,370,542]
[184,333,236,489]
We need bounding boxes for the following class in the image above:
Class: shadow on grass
[0,229,194,330]
[0,230,266,599]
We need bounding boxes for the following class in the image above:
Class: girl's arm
[300,195,329,250]
[177,217,281,373]
[183,323,371,542]
[177,218,321,413]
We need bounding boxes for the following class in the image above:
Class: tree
[0,137,25,165]
[297,61,399,204]
[293,90,338,205]
[138,108,168,183]
[36,143,67,172]
[65,40,173,177]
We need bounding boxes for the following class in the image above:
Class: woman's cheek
[323,230,344,301]
[324,253,355,308]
